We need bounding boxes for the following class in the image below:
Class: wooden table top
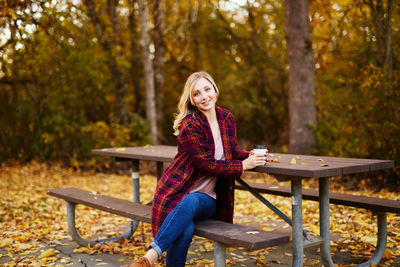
[92,145,394,179]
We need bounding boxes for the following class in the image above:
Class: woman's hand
[242,152,267,171]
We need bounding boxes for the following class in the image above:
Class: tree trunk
[383,0,393,80]
[366,0,393,80]
[128,0,145,116]
[285,0,316,154]
[138,0,158,144]
[153,0,165,142]
[84,0,130,126]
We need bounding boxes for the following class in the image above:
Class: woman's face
[192,78,217,113]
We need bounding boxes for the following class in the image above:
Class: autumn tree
[1,0,399,188]
[153,0,166,142]
[138,0,158,144]
[128,0,145,116]
[285,0,316,154]
[83,0,130,126]
[366,0,394,80]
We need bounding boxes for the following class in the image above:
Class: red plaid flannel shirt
[151,106,249,236]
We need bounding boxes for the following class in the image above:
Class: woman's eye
[205,87,211,91]
[193,92,199,96]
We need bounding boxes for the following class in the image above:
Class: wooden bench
[235,181,400,213]
[235,180,400,266]
[47,187,289,267]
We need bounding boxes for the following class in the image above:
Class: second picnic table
[92,145,395,267]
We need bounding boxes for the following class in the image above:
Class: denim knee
[171,222,194,248]
[179,193,200,216]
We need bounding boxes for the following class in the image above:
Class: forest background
[1,0,399,188]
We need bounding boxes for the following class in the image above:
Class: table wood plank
[92,146,394,179]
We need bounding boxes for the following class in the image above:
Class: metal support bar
[214,241,227,267]
[354,213,387,267]
[319,177,335,267]
[66,201,138,246]
[65,159,141,246]
[235,177,312,240]
[66,202,95,246]
[129,159,140,235]
[291,179,303,267]
[132,159,140,203]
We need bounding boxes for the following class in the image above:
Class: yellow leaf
[348,245,358,250]
[10,10,17,20]
[291,158,296,164]
[383,249,392,258]
[0,238,13,247]
[261,227,274,231]
[301,162,307,165]
[309,259,320,265]
[116,148,126,151]
[14,243,32,251]
[41,256,58,263]
[40,249,55,258]
[20,249,38,255]
[42,227,51,234]
[272,259,286,264]
[73,247,89,253]
[135,249,146,255]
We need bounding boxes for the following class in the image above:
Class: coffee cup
[253,145,268,155]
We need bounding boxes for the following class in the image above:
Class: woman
[130,71,267,267]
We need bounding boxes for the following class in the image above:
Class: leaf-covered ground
[0,161,399,266]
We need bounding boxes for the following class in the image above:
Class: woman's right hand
[242,153,267,171]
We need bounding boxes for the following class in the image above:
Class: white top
[190,133,225,199]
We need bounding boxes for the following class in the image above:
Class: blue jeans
[150,192,216,267]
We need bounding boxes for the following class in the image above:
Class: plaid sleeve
[179,121,244,177]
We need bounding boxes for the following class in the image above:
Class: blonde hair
[173,71,219,136]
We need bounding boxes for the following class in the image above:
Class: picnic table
[88,145,395,267]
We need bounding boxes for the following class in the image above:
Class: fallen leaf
[39,249,55,258]
[246,231,259,234]
[261,227,275,231]
[308,259,320,265]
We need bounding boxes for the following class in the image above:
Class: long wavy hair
[173,71,219,136]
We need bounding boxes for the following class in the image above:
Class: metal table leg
[214,241,227,267]
[66,159,140,246]
[319,177,334,267]
[354,212,387,266]
[319,178,387,266]
[291,179,304,267]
